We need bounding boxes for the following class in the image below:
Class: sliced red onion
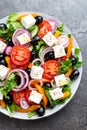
[4,46,12,55]
[20,98,30,109]
[51,79,57,88]
[57,35,69,48]
[40,47,53,65]
[28,79,43,90]
[32,58,42,66]
[8,69,29,91]
[12,28,31,47]
[48,18,58,32]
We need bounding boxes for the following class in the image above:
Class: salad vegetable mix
[0,12,83,118]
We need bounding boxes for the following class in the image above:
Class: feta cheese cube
[42,31,58,46]
[17,33,31,45]
[0,41,7,53]
[0,65,9,81]
[49,88,64,100]
[53,45,66,58]
[21,14,36,29]
[54,74,67,87]
[0,91,3,100]
[30,66,44,79]
[29,91,43,104]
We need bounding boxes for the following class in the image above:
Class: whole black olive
[43,82,52,88]
[0,54,5,60]
[37,106,45,116]
[3,93,13,105]
[0,23,7,29]
[0,59,7,66]
[31,36,40,44]
[35,16,43,25]
[26,68,31,79]
[45,51,54,61]
[30,51,38,61]
[6,38,14,46]
[70,56,77,65]
[70,69,79,80]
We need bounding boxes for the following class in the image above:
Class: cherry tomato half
[38,20,52,39]
[42,60,60,80]
[10,45,31,69]
[12,90,25,105]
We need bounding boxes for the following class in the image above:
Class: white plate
[0,12,83,120]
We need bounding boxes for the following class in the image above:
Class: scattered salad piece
[0,12,83,119]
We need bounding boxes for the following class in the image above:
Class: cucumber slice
[29,45,33,51]
[38,46,46,57]
[30,25,39,38]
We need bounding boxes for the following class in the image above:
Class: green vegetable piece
[28,111,37,118]
[36,41,46,50]
[58,59,72,74]
[7,13,20,23]
[57,23,64,32]
[30,25,39,37]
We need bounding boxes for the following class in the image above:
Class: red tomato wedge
[12,90,25,105]
[42,60,60,80]
[38,20,52,39]
[10,45,31,69]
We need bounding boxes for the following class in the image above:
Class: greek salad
[0,12,83,118]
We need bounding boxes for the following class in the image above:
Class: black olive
[45,51,55,61]
[37,106,45,116]
[0,54,5,60]
[70,56,77,65]
[0,23,7,29]
[0,59,7,66]
[43,82,52,88]
[6,38,14,46]
[26,68,31,79]
[35,16,43,25]
[31,36,40,44]
[3,93,13,105]
[70,69,80,80]
[30,51,38,61]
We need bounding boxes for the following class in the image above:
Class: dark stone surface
[0,0,87,130]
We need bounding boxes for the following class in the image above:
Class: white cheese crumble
[17,33,31,45]
[21,14,36,29]
[54,74,67,87]
[42,31,58,46]
[0,41,7,53]
[53,44,66,58]
[29,91,43,104]
[49,88,64,100]
[30,66,44,79]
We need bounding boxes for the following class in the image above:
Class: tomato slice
[42,60,60,80]
[12,90,25,105]
[38,20,52,39]
[25,89,36,105]
[10,45,31,69]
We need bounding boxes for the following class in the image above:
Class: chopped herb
[57,23,64,32]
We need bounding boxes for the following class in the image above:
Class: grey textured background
[0,0,87,130]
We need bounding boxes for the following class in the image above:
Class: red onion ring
[40,47,53,65]
[8,69,29,91]
[4,46,12,56]
[32,58,42,66]
[20,98,30,109]
[51,79,57,88]
[48,18,58,32]
[12,28,31,47]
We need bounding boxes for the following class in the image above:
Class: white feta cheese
[42,31,58,46]
[29,90,43,104]
[17,33,31,45]
[49,88,64,100]
[30,66,44,79]
[21,14,36,29]
[0,91,3,100]
[53,45,66,58]
[0,65,9,81]
[54,74,67,87]
[0,41,7,53]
